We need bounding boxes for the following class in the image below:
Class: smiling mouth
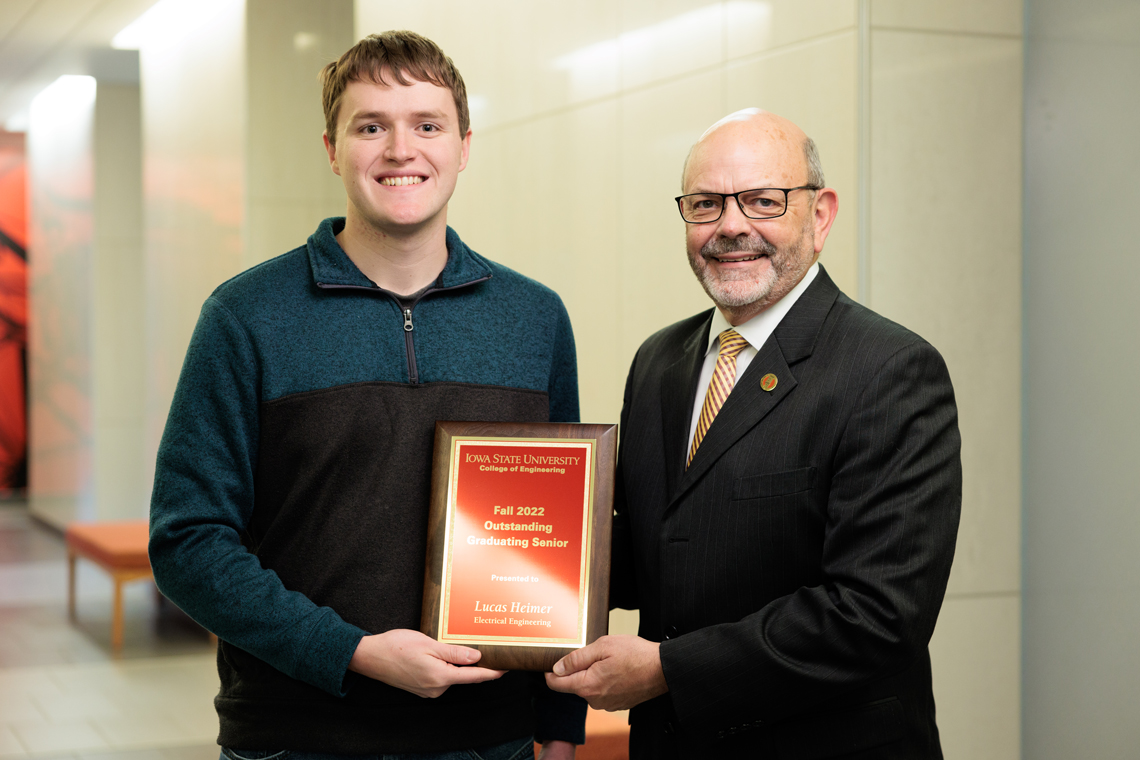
[707,253,767,263]
[379,176,425,186]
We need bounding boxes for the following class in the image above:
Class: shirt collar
[703,262,820,355]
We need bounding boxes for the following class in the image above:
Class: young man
[150,31,583,759]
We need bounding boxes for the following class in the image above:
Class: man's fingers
[443,665,506,685]
[552,638,607,676]
[544,669,589,693]
[434,642,483,665]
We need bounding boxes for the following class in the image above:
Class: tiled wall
[244,0,351,269]
[865,3,1023,758]
[120,0,1022,753]
[353,1,1023,756]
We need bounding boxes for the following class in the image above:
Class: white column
[138,0,352,477]
[1023,0,1140,755]
[27,76,97,527]
[93,83,146,520]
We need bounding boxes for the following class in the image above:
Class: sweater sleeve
[546,298,580,424]
[149,296,367,696]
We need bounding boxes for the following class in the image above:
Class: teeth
[380,176,425,186]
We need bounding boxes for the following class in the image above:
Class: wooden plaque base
[421,421,616,671]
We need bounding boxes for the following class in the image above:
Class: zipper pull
[403,308,414,332]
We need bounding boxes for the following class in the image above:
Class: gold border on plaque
[437,436,597,648]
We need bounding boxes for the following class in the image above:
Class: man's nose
[715,197,751,237]
[386,128,414,162]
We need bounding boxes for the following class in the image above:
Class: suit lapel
[659,312,712,500]
[673,340,795,502]
[668,267,842,508]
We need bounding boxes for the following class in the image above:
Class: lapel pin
[760,373,778,392]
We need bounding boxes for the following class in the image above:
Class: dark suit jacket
[611,267,961,759]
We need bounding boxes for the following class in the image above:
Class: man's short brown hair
[320,30,470,146]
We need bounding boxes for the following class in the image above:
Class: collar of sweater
[306,217,493,291]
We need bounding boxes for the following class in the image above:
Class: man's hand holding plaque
[546,634,669,711]
[348,629,504,698]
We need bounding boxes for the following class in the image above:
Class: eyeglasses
[675,186,822,224]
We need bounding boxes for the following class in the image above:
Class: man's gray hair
[804,137,825,188]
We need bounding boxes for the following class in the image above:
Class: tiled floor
[0,500,219,759]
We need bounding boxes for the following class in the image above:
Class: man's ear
[811,188,839,254]
[457,129,472,172]
[323,131,341,176]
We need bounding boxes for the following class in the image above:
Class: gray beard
[689,234,784,309]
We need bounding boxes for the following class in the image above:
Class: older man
[548,109,962,759]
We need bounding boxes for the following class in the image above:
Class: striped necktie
[687,328,750,467]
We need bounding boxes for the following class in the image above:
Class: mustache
[700,235,778,259]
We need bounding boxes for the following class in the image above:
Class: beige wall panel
[609,607,640,637]
[92,424,144,521]
[93,83,146,519]
[509,0,622,116]
[928,593,1020,760]
[618,70,725,368]
[449,101,623,426]
[725,32,858,296]
[618,0,725,91]
[245,0,351,268]
[870,31,1022,596]
[140,0,246,463]
[355,1,621,131]
[727,0,856,60]
[354,3,508,129]
[246,201,333,264]
[871,0,1023,37]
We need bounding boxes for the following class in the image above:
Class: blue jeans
[219,736,535,760]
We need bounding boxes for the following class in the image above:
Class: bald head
[682,109,824,192]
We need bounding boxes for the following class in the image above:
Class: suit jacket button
[665,625,679,639]
[664,721,676,735]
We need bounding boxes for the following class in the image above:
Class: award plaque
[421,421,616,671]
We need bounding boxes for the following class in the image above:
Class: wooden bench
[65,520,153,654]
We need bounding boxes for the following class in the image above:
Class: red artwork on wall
[0,132,27,493]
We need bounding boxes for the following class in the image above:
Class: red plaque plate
[421,421,616,671]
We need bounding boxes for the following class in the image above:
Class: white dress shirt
[686,263,820,454]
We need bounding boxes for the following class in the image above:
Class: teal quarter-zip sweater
[149,218,584,753]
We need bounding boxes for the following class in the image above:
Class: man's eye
[694,199,718,210]
[421,124,438,133]
[363,125,380,134]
